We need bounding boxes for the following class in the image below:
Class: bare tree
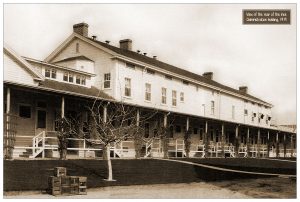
[86,100,157,181]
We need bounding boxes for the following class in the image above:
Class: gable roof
[85,37,271,106]
[44,33,272,106]
[4,43,45,81]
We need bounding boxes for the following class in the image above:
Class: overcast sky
[4,4,296,125]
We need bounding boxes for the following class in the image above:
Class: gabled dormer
[54,55,95,74]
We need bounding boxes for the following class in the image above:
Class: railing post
[221,123,225,158]
[83,139,86,158]
[235,125,239,158]
[42,131,45,158]
[257,129,261,158]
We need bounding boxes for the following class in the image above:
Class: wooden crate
[78,176,87,186]
[48,176,61,188]
[48,188,61,196]
[54,167,67,177]
[78,187,87,195]
[61,176,70,186]
[61,185,71,195]
[70,176,79,186]
[70,186,79,195]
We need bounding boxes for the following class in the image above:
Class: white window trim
[145,83,151,102]
[161,87,167,105]
[104,73,111,89]
[124,77,132,97]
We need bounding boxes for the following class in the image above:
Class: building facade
[3,23,296,159]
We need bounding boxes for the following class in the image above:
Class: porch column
[136,109,140,127]
[235,125,239,158]
[163,113,168,158]
[186,117,189,131]
[5,88,11,159]
[221,123,225,158]
[283,133,287,158]
[257,129,261,158]
[267,131,270,158]
[276,132,279,158]
[246,128,250,158]
[61,96,65,118]
[290,134,294,158]
[204,121,208,157]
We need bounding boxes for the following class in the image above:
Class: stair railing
[31,131,46,158]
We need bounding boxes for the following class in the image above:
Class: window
[182,80,189,85]
[232,105,235,119]
[244,109,248,116]
[180,92,184,102]
[125,78,131,97]
[252,112,256,122]
[76,75,81,84]
[165,75,172,80]
[172,90,177,106]
[104,73,111,88]
[161,87,167,104]
[45,69,51,78]
[211,101,215,115]
[193,128,198,134]
[69,73,74,83]
[145,83,151,101]
[19,105,31,118]
[76,43,79,53]
[126,63,135,69]
[146,69,155,75]
[81,77,86,85]
[175,125,181,133]
[37,110,46,128]
[63,72,68,81]
[51,69,56,79]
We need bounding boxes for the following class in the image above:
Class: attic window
[126,63,135,69]
[76,43,79,53]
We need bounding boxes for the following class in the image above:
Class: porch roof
[38,80,113,100]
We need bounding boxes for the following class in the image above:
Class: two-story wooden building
[3,23,296,159]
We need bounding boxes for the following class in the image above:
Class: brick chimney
[239,86,248,94]
[119,39,132,51]
[203,72,213,80]
[73,23,89,37]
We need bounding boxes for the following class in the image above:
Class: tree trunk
[60,149,67,160]
[105,144,113,181]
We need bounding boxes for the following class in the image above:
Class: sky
[3,3,296,125]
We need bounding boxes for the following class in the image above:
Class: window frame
[145,83,151,101]
[104,73,111,89]
[180,92,184,102]
[161,87,167,104]
[211,101,215,115]
[45,68,51,78]
[18,104,31,119]
[124,77,132,97]
[172,90,177,107]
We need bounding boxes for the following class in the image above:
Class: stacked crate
[48,167,87,196]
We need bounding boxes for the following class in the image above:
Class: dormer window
[45,69,50,78]
[69,73,74,83]
[76,75,81,84]
[63,72,68,81]
[51,69,56,79]
[45,68,56,79]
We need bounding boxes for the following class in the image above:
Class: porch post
[246,128,250,158]
[257,129,261,158]
[61,96,65,118]
[204,121,208,158]
[235,125,239,158]
[163,113,167,127]
[136,109,140,126]
[221,123,225,158]
[283,133,287,158]
[267,131,270,158]
[276,132,279,158]
[163,113,168,159]
[5,88,11,159]
[290,134,294,158]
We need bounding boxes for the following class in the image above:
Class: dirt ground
[4,177,296,199]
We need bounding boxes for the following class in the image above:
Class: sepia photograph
[2,2,297,199]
